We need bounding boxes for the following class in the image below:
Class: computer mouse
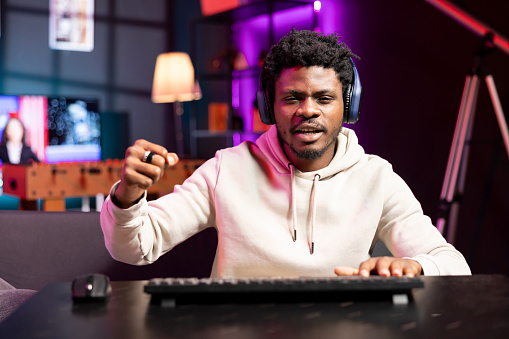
[71,273,111,302]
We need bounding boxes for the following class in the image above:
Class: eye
[283,96,300,103]
[317,96,334,104]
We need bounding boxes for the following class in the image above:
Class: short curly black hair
[261,28,358,107]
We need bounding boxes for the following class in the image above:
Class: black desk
[1,275,508,338]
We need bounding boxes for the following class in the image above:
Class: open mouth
[292,126,324,142]
[294,128,322,135]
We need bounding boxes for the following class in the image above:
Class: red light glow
[425,0,509,56]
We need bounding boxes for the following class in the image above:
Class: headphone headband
[256,58,362,125]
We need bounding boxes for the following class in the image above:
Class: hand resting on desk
[335,256,423,277]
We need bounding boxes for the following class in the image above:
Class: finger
[123,166,155,190]
[334,266,359,276]
[389,260,403,277]
[124,150,162,181]
[129,143,169,176]
[138,150,166,167]
[134,139,169,161]
[402,267,415,278]
[130,141,169,174]
[136,161,164,183]
[142,152,166,168]
[167,152,179,166]
[374,257,394,276]
[123,147,165,187]
[358,258,378,277]
[402,261,422,277]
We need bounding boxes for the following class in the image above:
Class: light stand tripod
[437,33,509,244]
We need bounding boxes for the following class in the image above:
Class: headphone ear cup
[343,83,353,123]
[256,77,275,125]
[344,58,362,124]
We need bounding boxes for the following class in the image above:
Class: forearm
[410,245,471,276]
[379,171,471,276]
[100,190,155,265]
[100,167,217,266]
[383,219,471,276]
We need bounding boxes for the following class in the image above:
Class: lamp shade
[152,52,202,103]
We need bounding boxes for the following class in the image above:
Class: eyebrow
[280,89,337,96]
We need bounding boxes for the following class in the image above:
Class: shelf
[192,130,237,138]
[192,130,262,138]
[197,67,261,80]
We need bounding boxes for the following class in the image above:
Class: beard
[287,144,329,160]
[277,122,342,160]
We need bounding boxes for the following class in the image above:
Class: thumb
[334,266,360,276]
[166,153,179,166]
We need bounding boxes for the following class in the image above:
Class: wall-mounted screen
[0,95,48,164]
[0,95,100,164]
[45,97,101,163]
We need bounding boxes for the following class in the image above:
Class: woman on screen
[0,118,39,165]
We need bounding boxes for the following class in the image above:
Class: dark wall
[337,0,508,274]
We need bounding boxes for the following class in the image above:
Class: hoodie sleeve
[100,155,220,266]
[377,166,471,276]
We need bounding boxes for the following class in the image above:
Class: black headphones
[255,58,362,125]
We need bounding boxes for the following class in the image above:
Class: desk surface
[1,275,508,339]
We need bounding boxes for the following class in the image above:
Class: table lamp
[152,52,201,156]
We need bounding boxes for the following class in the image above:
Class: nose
[296,97,320,119]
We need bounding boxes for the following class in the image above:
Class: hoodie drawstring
[309,174,320,255]
[289,164,297,242]
[288,164,320,255]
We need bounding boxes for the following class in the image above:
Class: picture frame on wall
[49,0,94,52]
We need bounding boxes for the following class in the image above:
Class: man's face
[274,66,343,169]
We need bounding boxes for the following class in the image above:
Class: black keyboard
[144,276,424,306]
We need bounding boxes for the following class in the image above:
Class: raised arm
[112,139,179,208]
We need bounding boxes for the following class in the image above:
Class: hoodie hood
[256,125,365,179]
[255,125,365,254]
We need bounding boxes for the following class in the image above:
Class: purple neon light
[230,1,342,145]
[232,71,240,109]
[314,1,321,12]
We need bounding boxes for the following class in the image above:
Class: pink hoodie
[100,126,471,277]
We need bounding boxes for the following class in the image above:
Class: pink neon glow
[232,72,240,109]
[233,5,316,134]
[18,96,48,161]
[426,0,509,56]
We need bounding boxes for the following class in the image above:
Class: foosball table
[2,159,204,211]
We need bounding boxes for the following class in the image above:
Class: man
[100,29,470,278]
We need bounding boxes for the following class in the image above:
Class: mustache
[290,119,326,133]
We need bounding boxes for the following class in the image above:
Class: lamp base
[174,101,184,157]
